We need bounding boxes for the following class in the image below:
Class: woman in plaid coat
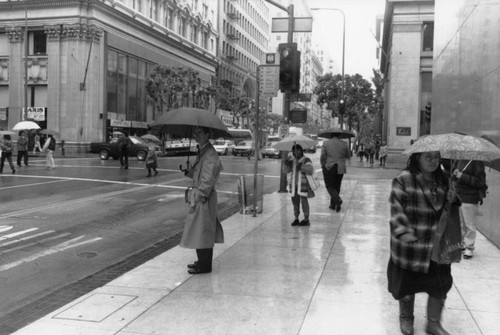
[388,151,459,335]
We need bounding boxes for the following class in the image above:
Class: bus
[227,128,253,146]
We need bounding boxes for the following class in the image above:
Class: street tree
[314,73,375,130]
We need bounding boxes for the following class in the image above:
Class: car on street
[262,142,281,158]
[89,135,149,161]
[164,139,197,156]
[213,140,235,155]
[233,140,254,156]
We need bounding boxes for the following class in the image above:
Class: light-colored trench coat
[180,143,224,249]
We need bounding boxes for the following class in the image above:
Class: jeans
[0,152,15,172]
[291,193,309,219]
[17,150,29,166]
[459,203,478,250]
[46,150,55,168]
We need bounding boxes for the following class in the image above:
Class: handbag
[305,171,320,191]
[431,202,462,264]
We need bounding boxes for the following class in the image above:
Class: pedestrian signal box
[278,43,300,93]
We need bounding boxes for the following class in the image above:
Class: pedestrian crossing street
[0,225,101,272]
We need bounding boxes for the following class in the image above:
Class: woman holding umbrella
[181,126,224,274]
[0,134,16,174]
[388,151,460,335]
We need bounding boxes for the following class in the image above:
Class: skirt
[387,258,452,300]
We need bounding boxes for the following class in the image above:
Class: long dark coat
[180,143,224,249]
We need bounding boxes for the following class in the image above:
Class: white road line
[0,228,39,241]
[0,230,54,247]
[0,179,67,190]
[0,233,71,254]
[0,225,13,233]
[0,235,102,272]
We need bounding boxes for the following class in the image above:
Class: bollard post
[61,140,65,156]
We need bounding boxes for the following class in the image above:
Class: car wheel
[136,150,147,161]
[224,148,228,155]
[99,149,110,160]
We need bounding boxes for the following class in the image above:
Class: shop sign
[110,119,131,127]
[25,107,46,121]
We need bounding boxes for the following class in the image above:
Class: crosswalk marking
[0,233,71,254]
[0,235,102,272]
[0,228,39,241]
[0,230,54,247]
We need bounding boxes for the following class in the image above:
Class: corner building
[0,0,219,153]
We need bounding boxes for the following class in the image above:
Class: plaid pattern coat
[389,170,449,273]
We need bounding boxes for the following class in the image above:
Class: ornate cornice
[45,23,103,41]
[6,27,24,42]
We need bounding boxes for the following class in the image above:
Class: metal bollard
[61,140,65,156]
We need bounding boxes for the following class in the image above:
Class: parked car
[89,135,148,161]
[233,140,254,156]
[304,145,317,154]
[262,142,281,158]
[165,139,197,156]
[213,140,235,155]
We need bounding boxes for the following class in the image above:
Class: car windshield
[129,136,145,144]
[214,141,226,145]
[239,141,252,146]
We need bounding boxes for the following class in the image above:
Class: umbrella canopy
[149,107,231,139]
[141,134,161,143]
[403,133,500,161]
[318,128,355,139]
[272,134,316,152]
[40,129,60,137]
[12,121,40,131]
[0,130,16,136]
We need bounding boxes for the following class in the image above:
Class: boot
[426,296,450,335]
[399,295,415,335]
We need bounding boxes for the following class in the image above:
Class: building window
[29,31,47,55]
[423,22,434,51]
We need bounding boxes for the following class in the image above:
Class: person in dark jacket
[118,132,132,169]
[452,160,487,259]
[0,135,16,174]
[388,151,459,335]
[17,131,29,167]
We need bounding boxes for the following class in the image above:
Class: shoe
[329,205,335,210]
[335,200,343,212]
[124,166,128,170]
[291,219,300,226]
[463,249,473,259]
[299,219,310,226]
[12,170,16,174]
[154,170,158,176]
[187,261,198,269]
[146,174,151,178]
[188,266,211,274]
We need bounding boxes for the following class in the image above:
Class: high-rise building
[0,0,219,152]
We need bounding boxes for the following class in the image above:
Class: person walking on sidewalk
[0,135,16,174]
[16,131,29,167]
[379,141,388,167]
[320,134,351,212]
[42,134,56,169]
[452,160,487,259]
[32,132,42,154]
[181,126,224,274]
[283,144,315,226]
[387,151,460,335]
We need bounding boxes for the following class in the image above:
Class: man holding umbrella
[320,133,351,212]
[181,126,224,274]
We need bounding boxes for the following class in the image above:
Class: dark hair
[3,134,11,140]
[406,152,445,180]
[291,144,303,154]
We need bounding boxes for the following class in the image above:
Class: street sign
[259,53,280,97]
[272,17,313,32]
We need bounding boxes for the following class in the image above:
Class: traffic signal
[339,99,346,114]
[278,43,300,93]
[424,103,432,120]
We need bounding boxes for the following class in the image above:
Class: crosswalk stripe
[0,230,54,247]
[0,228,39,241]
[0,235,102,272]
[0,233,71,254]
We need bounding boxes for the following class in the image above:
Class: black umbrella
[318,128,355,139]
[150,107,231,139]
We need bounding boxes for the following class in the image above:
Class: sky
[306,0,386,80]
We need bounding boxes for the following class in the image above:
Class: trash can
[237,174,264,214]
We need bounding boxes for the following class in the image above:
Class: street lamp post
[310,8,345,127]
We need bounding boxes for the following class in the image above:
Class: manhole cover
[78,252,98,258]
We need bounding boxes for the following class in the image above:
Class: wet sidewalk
[12,161,500,335]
